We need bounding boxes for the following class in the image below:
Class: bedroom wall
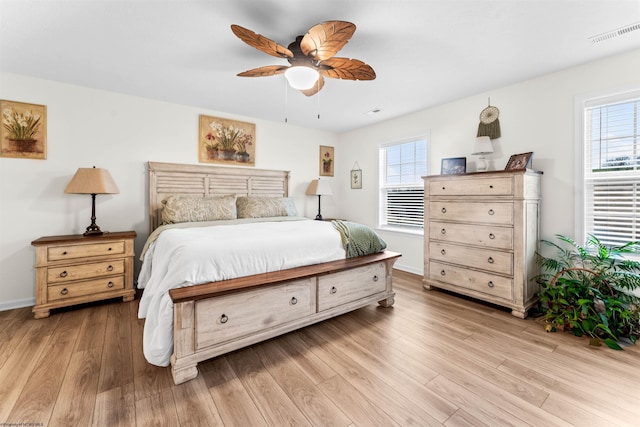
[337,49,640,275]
[0,73,341,309]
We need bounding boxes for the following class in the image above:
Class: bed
[139,161,400,384]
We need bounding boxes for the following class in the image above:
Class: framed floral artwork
[319,145,334,177]
[1,100,47,160]
[198,115,256,166]
[350,168,362,189]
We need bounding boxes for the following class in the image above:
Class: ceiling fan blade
[319,57,376,80]
[231,24,293,59]
[300,21,356,61]
[300,75,325,96]
[237,65,289,77]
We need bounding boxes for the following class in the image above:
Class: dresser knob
[60,288,69,295]
[330,286,337,294]
[108,247,112,251]
[440,270,446,276]
[489,233,495,239]
[488,281,495,288]
[441,207,447,214]
[59,271,68,278]
[440,249,446,255]
[441,228,446,234]
[489,185,494,189]
[290,297,297,305]
[488,257,494,264]
[107,265,114,272]
[107,281,114,288]
[373,275,379,282]
[220,314,229,324]
[488,209,495,215]
[442,186,446,190]
[62,251,67,255]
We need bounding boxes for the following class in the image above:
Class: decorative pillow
[161,194,237,224]
[236,196,298,218]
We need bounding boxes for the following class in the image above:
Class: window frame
[378,135,428,235]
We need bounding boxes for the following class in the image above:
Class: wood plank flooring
[1,270,639,426]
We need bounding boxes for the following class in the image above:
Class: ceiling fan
[230,21,376,96]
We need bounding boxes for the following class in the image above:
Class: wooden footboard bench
[168,250,401,384]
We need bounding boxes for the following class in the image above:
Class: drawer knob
[60,288,69,295]
[488,209,495,215]
[442,186,446,190]
[440,270,446,276]
[290,296,297,305]
[220,314,229,324]
[488,281,495,288]
[107,281,114,288]
[441,228,446,234]
[107,265,114,272]
[488,257,494,264]
[441,207,447,214]
[330,286,337,294]
[108,247,112,251]
[62,251,68,255]
[59,271,68,278]
[489,233,495,240]
[489,185,494,189]
[373,275,379,282]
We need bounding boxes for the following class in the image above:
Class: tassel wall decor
[477,99,501,140]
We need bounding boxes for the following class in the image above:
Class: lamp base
[476,156,489,172]
[315,214,323,220]
[83,224,103,236]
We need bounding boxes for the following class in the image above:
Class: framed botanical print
[319,145,334,177]
[198,114,256,166]
[351,168,362,189]
[1,100,47,159]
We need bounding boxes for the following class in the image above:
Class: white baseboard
[393,263,423,276]
[0,297,35,312]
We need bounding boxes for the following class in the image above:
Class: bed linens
[137,217,346,366]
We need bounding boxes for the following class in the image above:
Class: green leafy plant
[535,234,640,350]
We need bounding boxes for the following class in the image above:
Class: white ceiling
[1,1,639,133]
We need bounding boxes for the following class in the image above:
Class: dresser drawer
[429,201,513,225]
[48,276,125,301]
[317,262,386,312]
[48,241,126,261]
[428,261,513,300]
[429,176,513,196]
[195,279,313,349]
[47,259,125,284]
[429,242,513,275]
[430,221,513,250]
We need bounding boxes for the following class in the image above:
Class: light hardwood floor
[1,270,639,426]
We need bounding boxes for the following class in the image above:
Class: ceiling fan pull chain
[317,81,321,119]
[284,78,288,123]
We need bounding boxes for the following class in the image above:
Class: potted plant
[204,133,219,159]
[209,121,245,160]
[2,107,41,152]
[535,234,640,349]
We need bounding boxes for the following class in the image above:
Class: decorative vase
[9,139,37,152]
[235,152,250,162]
[206,148,218,159]
[218,149,236,160]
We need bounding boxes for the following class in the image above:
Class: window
[379,137,427,231]
[582,92,640,246]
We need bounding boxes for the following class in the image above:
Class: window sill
[376,225,424,237]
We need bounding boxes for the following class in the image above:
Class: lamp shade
[472,136,494,155]
[306,179,332,196]
[285,66,319,90]
[64,167,119,195]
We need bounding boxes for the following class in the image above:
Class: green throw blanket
[332,220,387,258]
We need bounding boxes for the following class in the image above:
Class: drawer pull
[60,288,69,295]
[441,228,446,234]
[107,265,114,272]
[440,270,446,276]
[488,257,494,264]
[489,233,495,239]
[59,271,68,278]
[489,185,494,189]
[62,251,68,255]
[290,297,297,305]
[108,247,112,251]
[488,209,495,215]
[107,281,114,288]
[373,275,379,282]
[220,314,229,324]
[440,249,446,255]
[441,207,447,214]
[442,186,446,190]
[330,286,337,294]
[488,281,495,288]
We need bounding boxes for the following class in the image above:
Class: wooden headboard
[148,162,290,232]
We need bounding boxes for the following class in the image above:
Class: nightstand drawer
[47,259,125,283]
[48,241,126,261]
[48,276,125,301]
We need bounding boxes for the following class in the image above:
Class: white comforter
[137,217,346,366]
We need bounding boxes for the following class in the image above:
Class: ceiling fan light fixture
[284,66,319,90]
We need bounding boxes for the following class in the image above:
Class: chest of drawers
[423,170,541,318]
[31,231,136,318]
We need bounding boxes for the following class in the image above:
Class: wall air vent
[589,22,640,44]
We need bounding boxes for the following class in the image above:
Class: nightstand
[31,231,136,319]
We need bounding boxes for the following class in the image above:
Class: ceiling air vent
[589,22,640,44]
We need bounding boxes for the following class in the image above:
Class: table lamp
[306,178,332,220]
[472,136,494,172]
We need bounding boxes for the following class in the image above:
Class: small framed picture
[505,152,533,171]
[441,157,466,175]
[351,169,362,189]
[319,145,334,177]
